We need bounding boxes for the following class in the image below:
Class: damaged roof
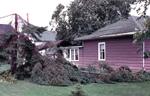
[35,31,57,42]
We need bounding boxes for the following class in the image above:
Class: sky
[0,0,72,27]
[0,0,149,28]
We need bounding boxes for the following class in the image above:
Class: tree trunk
[10,47,17,74]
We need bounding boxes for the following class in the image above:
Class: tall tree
[51,0,135,44]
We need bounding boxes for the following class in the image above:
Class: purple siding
[75,36,148,71]
[106,37,143,70]
[145,40,150,70]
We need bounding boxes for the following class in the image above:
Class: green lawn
[0,81,150,96]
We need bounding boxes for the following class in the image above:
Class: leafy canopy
[51,0,135,44]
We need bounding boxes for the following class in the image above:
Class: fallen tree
[31,56,80,85]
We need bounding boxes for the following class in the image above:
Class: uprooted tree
[0,23,47,74]
[0,19,88,85]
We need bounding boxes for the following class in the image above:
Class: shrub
[98,62,114,73]
[134,70,150,81]
[69,84,87,96]
[80,68,87,72]
[81,62,114,83]
[118,65,132,72]
[110,66,134,82]
[87,65,97,73]
[96,73,114,84]
[80,72,104,84]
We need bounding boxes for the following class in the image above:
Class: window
[66,49,70,59]
[98,42,106,61]
[64,48,79,61]
[71,49,75,60]
[75,49,79,60]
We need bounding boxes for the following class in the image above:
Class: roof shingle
[75,16,145,41]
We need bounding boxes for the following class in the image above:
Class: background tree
[133,0,150,52]
[51,0,136,44]
[135,0,150,16]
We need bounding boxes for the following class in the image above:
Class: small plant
[69,84,87,96]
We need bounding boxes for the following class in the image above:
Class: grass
[0,64,10,73]
[0,81,150,96]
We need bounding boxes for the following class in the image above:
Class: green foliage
[22,24,47,41]
[134,17,150,42]
[0,49,8,62]
[144,51,150,58]
[133,17,150,56]
[69,84,87,96]
[0,23,47,75]
[51,0,135,43]
[134,70,150,81]
[83,63,150,83]
[51,4,65,22]
[0,32,17,63]
[98,62,114,73]
[135,0,150,16]
[31,57,82,86]
[110,66,134,82]
[86,65,97,74]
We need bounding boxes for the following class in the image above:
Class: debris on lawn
[30,50,103,86]
[31,50,83,86]
[0,70,17,84]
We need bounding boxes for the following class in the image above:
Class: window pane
[75,49,79,60]
[99,43,105,60]
[66,49,70,58]
[71,49,74,60]
[100,44,104,51]
[100,51,105,59]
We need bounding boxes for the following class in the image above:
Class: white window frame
[70,48,79,61]
[65,48,79,61]
[98,42,106,61]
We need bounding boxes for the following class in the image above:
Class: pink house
[63,16,150,71]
